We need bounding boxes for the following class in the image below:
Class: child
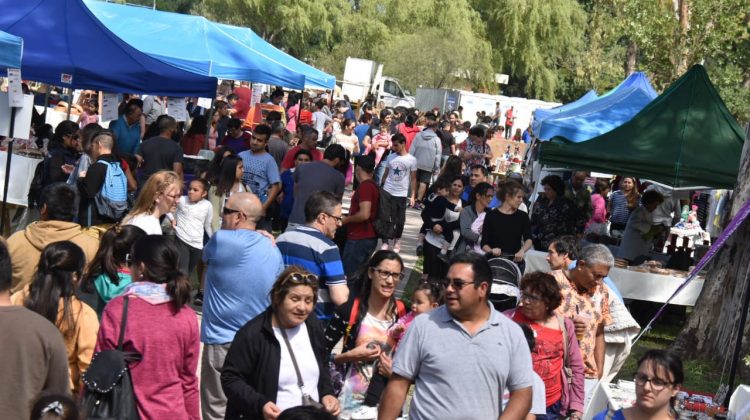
[366,122,392,184]
[416,178,461,260]
[171,178,213,301]
[350,281,444,420]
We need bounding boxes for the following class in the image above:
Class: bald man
[200,192,284,420]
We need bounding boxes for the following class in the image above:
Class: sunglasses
[283,272,318,286]
[442,278,476,290]
[222,207,242,216]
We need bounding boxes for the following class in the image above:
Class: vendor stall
[524,250,704,306]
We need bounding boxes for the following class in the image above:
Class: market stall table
[524,250,704,306]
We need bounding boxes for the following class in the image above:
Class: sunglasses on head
[283,272,318,286]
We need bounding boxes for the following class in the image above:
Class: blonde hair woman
[123,170,181,235]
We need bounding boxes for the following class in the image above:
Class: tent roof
[213,23,335,90]
[539,65,746,190]
[537,72,658,142]
[532,89,598,134]
[0,29,22,69]
[86,1,333,90]
[0,0,217,97]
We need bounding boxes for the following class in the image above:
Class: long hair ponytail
[81,224,146,293]
[130,235,191,310]
[25,241,85,338]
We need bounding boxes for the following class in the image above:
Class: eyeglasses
[222,207,242,216]
[372,268,405,281]
[520,292,543,303]
[633,373,672,391]
[163,192,180,200]
[325,213,343,224]
[283,272,318,286]
[442,278,476,290]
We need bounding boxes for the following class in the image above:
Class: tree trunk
[674,127,750,370]
[674,0,691,78]
[624,40,638,75]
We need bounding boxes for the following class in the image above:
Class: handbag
[279,326,326,410]
[81,296,142,420]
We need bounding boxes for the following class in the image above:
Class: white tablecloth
[0,151,42,207]
[524,250,704,306]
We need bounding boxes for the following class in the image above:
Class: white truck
[340,57,415,108]
[416,87,560,134]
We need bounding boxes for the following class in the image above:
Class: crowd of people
[0,85,699,420]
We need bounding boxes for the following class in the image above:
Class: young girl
[171,178,213,294]
[350,281,444,419]
[207,155,249,231]
[78,224,147,318]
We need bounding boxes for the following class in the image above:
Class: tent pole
[204,99,215,150]
[1,107,17,235]
[724,268,750,407]
[42,84,50,119]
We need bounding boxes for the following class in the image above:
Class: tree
[470,0,588,100]
[674,130,750,368]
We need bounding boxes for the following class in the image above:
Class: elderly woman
[221,267,340,419]
[481,180,533,272]
[531,175,580,250]
[507,272,585,419]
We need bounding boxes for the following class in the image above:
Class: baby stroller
[487,257,522,312]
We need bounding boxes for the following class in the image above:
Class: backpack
[94,160,129,220]
[81,296,141,420]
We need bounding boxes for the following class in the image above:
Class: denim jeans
[342,238,378,279]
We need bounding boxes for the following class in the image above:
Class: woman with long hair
[324,251,407,417]
[593,350,683,420]
[456,182,494,253]
[13,241,99,394]
[181,115,209,155]
[608,176,640,238]
[122,170,181,235]
[207,155,251,231]
[221,266,340,419]
[95,235,199,419]
[202,145,235,185]
[46,120,81,185]
[78,224,147,317]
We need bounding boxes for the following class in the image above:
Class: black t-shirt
[136,136,184,181]
[480,208,532,255]
[438,129,455,156]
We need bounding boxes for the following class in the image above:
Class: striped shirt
[276,226,346,320]
[609,190,633,225]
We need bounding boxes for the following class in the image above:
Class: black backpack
[81,296,142,420]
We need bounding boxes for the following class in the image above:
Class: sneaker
[393,239,401,253]
[415,244,424,257]
[350,405,378,420]
[193,290,204,306]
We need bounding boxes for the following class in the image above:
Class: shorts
[416,169,432,185]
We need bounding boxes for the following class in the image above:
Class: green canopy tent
[539,65,746,190]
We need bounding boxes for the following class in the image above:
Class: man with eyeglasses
[200,192,284,420]
[550,243,614,407]
[276,191,348,322]
[380,252,533,420]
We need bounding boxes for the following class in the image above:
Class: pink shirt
[96,296,200,420]
[586,193,607,228]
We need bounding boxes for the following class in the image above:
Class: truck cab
[341,57,415,109]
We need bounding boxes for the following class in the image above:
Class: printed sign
[60,73,73,84]
[7,68,23,107]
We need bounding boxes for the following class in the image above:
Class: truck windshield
[384,80,403,97]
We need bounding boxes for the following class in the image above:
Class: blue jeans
[536,399,562,420]
[342,238,378,280]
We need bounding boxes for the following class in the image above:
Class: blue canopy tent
[214,23,335,90]
[0,0,217,97]
[0,29,22,69]
[536,72,658,142]
[531,89,598,135]
[86,0,333,90]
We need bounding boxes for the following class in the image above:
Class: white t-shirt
[383,153,417,198]
[501,372,546,415]
[273,323,320,411]
[124,213,163,235]
[333,133,358,155]
[173,197,213,249]
[312,111,331,141]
